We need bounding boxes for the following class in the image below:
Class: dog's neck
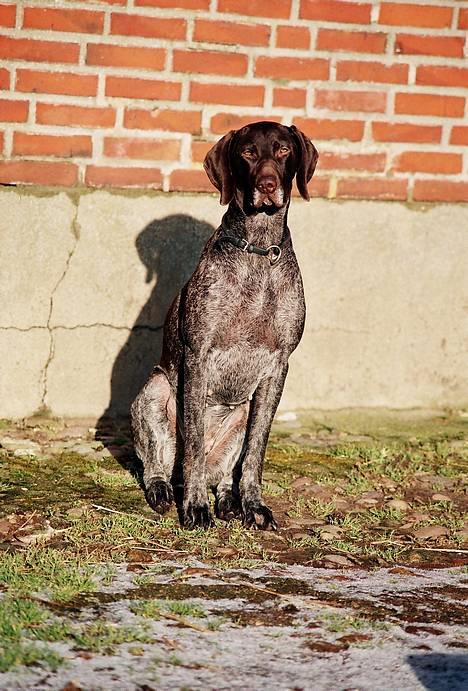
[221,200,289,248]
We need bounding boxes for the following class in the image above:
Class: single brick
[13,132,93,158]
[337,60,408,84]
[191,140,213,163]
[394,33,464,58]
[276,25,310,50]
[395,92,465,118]
[273,87,306,108]
[105,76,181,100]
[293,117,365,141]
[0,99,29,122]
[135,0,209,8]
[317,29,386,54]
[393,151,462,174]
[173,50,248,76]
[319,152,386,172]
[413,180,468,202]
[86,165,163,188]
[0,68,9,89]
[379,3,452,28]
[23,7,105,34]
[0,36,80,64]
[170,168,215,192]
[211,113,281,134]
[17,69,98,97]
[194,19,270,46]
[218,0,292,19]
[124,108,202,133]
[450,126,468,146]
[0,160,78,186]
[292,176,329,198]
[373,122,441,143]
[315,89,386,113]
[36,103,116,128]
[300,0,371,23]
[104,137,180,160]
[0,3,16,27]
[255,56,329,80]
[111,13,186,40]
[0,131,4,153]
[459,8,468,29]
[416,65,468,88]
[190,82,264,107]
[87,44,166,71]
[337,177,408,200]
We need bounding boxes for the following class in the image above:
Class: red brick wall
[0,0,467,201]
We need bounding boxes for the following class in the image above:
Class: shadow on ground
[408,653,468,691]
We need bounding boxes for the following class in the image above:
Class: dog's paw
[242,501,278,531]
[145,479,174,515]
[183,502,215,530]
[216,491,242,522]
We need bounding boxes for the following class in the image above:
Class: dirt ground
[0,409,466,690]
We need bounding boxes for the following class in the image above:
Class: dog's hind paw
[145,479,174,515]
[183,502,215,530]
[216,491,242,522]
[243,501,278,531]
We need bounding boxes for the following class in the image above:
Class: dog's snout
[256,175,278,194]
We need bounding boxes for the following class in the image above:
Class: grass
[0,548,97,602]
[131,599,207,620]
[0,597,64,672]
[319,611,388,634]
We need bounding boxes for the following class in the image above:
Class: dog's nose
[256,175,278,194]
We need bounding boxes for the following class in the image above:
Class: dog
[131,121,318,530]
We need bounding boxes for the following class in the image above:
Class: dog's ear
[203,130,236,205]
[289,125,319,201]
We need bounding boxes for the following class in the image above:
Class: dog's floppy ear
[289,125,319,201]
[203,130,236,205]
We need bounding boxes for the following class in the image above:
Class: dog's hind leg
[131,367,177,514]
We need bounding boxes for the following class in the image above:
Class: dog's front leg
[240,362,289,530]
[182,346,214,529]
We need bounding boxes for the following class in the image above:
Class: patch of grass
[0,548,96,602]
[131,599,206,620]
[71,621,151,653]
[0,597,65,672]
[320,611,387,634]
[87,466,138,490]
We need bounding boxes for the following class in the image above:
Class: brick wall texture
[1,0,467,202]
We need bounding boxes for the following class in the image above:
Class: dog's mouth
[252,187,284,212]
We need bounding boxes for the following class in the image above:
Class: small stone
[13,448,40,458]
[275,411,297,422]
[1,436,41,454]
[322,554,354,567]
[356,497,378,507]
[69,442,98,456]
[431,493,452,502]
[214,547,238,557]
[386,499,410,511]
[290,531,310,540]
[66,506,88,519]
[413,525,449,540]
[291,476,313,490]
[0,519,12,537]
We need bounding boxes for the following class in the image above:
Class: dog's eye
[278,146,290,156]
[242,149,256,159]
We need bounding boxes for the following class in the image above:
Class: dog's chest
[206,344,280,406]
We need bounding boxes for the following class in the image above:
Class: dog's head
[204,121,318,213]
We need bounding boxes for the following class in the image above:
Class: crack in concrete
[0,324,162,331]
[40,204,81,409]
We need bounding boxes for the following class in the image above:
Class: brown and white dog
[131,121,318,529]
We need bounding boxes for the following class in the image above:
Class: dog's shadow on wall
[95,214,214,462]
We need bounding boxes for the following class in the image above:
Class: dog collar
[217,235,282,265]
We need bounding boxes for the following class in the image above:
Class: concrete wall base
[1,188,467,418]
